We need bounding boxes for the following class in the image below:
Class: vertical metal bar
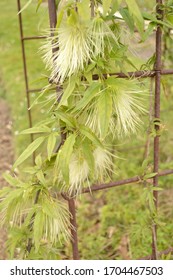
[68,199,80,260]
[152,0,163,260]
[17,0,34,144]
[47,0,79,260]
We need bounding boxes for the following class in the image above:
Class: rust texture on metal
[152,0,163,260]
[68,199,80,260]
[47,0,80,260]
[17,0,173,260]
[17,0,34,144]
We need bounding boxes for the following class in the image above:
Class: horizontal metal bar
[22,35,47,41]
[92,69,173,80]
[49,69,173,85]
[82,169,173,194]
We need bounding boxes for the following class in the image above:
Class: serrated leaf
[34,210,44,252]
[73,82,100,113]
[98,90,112,138]
[13,137,45,169]
[80,125,103,148]
[21,126,51,135]
[60,134,76,183]
[47,133,57,160]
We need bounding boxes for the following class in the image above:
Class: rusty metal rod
[17,0,34,145]
[92,69,173,79]
[68,199,80,260]
[48,0,79,260]
[49,69,173,85]
[152,0,163,260]
[81,169,173,194]
[22,35,47,40]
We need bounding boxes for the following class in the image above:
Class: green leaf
[103,0,112,16]
[36,0,42,12]
[13,137,45,169]
[60,134,76,183]
[47,133,57,160]
[3,173,19,187]
[18,0,33,14]
[143,172,158,180]
[120,8,134,33]
[59,78,77,107]
[55,110,76,128]
[34,210,44,252]
[111,0,123,14]
[81,139,95,178]
[35,154,42,167]
[98,90,112,138]
[78,0,90,22]
[80,125,103,148]
[125,0,144,34]
[73,82,100,113]
[21,126,51,135]
[36,170,46,186]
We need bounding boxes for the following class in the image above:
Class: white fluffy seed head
[112,90,147,137]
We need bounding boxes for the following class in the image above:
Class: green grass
[0,0,173,260]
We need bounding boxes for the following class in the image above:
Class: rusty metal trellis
[17,0,173,260]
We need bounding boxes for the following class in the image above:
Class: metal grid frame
[17,0,173,260]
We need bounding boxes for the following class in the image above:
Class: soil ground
[0,99,13,259]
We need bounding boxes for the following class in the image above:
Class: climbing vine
[0,0,173,260]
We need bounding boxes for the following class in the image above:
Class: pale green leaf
[55,110,76,128]
[18,0,33,14]
[111,0,123,13]
[98,90,112,138]
[36,170,46,186]
[13,137,45,169]
[60,134,76,183]
[35,154,42,167]
[73,82,100,113]
[120,7,134,33]
[34,210,44,252]
[78,0,90,22]
[3,173,20,187]
[125,0,144,34]
[59,78,76,107]
[36,0,42,12]
[47,133,57,160]
[21,126,51,135]
[144,172,158,180]
[81,139,95,178]
[103,0,112,16]
[80,125,103,148]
